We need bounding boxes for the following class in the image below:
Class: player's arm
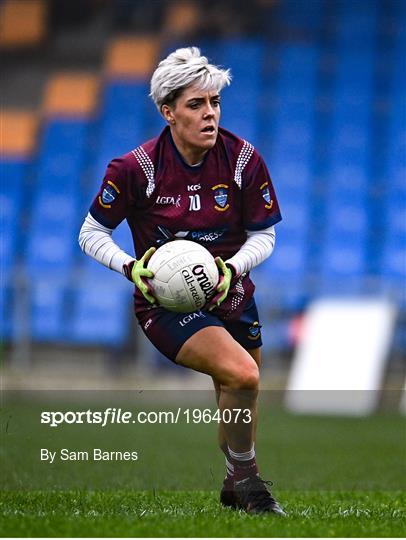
[78,212,134,273]
[79,157,156,303]
[78,213,156,304]
[225,225,276,276]
[225,147,281,277]
[208,226,276,309]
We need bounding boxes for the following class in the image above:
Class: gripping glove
[208,257,235,311]
[123,247,156,304]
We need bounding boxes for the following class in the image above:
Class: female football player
[79,47,285,515]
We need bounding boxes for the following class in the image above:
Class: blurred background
[1,0,405,406]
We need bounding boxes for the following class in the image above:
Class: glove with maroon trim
[208,257,236,311]
[123,247,156,304]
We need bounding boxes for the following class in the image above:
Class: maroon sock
[229,455,259,482]
[223,447,234,486]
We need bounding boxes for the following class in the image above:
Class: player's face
[162,86,221,163]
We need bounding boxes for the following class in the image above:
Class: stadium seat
[0,111,38,158]
[26,119,89,342]
[262,44,318,309]
[25,73,98,342]
[319,23,375,293]
[277,0,325,33]
[379,21,406,307]
[0,0,47,48]
[5,2,406,359]
[0,111,37,341]
[0,279,11,340]
[220,39,265,146]
[0,160,28,340]
[93,80,152,186]
[1,161,26,273]
[105,36,159,79]
[162,1,200,39]
[30,277,68,342]
[26,119,89,274]
[43,73,99,118]
[70,273,132,345]
[69,46,153,346]
[336,0,378,51]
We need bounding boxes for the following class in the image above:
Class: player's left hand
[208,257,234,311]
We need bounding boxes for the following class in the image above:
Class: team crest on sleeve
[99,180,120,208]
[260,182,273,210]
[212,184,229,212]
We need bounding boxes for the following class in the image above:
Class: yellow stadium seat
[0,110,38,157]
[162,1,200,36]
[105,36,159,78]
[0,0,46,48]
[43,73,99,117]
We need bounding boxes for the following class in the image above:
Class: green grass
[1,394,405,536]
[1,489,405,537]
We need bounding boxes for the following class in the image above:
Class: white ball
[147,240,219,313]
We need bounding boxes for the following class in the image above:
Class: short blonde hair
[150,46,231,112]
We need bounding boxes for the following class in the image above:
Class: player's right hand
[123,247,156,304]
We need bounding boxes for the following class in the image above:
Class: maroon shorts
[136,297,263,362]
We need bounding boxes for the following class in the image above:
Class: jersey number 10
[189,194,201,211]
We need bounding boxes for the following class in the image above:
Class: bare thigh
[175,326,259,388]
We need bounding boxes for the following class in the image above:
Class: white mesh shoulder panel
[233,140,254,189]
[131,146,155,198]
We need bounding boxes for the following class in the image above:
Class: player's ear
[162,104,175,125]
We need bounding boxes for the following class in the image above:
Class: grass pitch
[1,394,405,536]
[1,489,405,537]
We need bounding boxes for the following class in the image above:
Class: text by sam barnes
[41,448,138,463]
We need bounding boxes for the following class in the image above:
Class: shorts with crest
[136,297,263,362]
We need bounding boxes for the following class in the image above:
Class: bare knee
[226,361,259,391]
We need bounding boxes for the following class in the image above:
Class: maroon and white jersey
[89,126,282,318]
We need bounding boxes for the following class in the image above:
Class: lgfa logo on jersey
[212,184,229,212]
[99,180,120,208]
[156,194,181,207]
[260,182,273,210]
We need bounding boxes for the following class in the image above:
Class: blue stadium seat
[0,276,13,340]
[70,273,132,345]
[336,0,378,51]
[30,277,67,341]
[379,21,406,306]
[262,45,318,309]
[69,199,135,345]
[319,9,376,293]
[0,159,27,340]
[93,81,151,188]
[220,39,265,146]
[277,0,325,33]
[5,6,406,358]
[70,77,146,346]
[25,119,91,342]
[0,160,26,274]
